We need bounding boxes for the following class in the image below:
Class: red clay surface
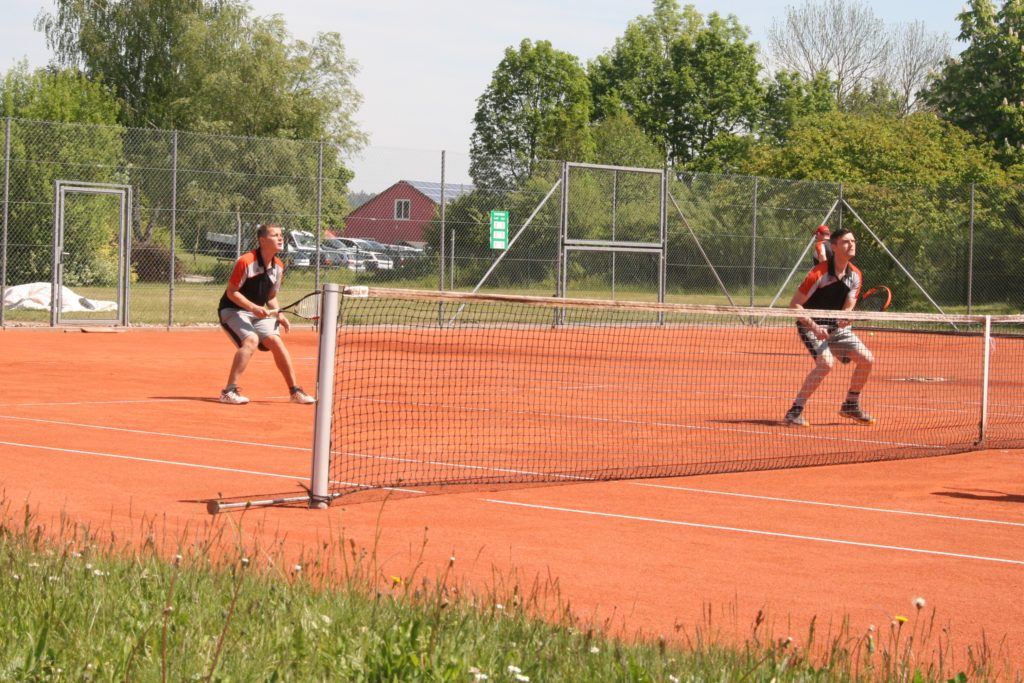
[2,326,1022,674]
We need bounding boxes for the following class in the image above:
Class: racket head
[276,291,322,320]
[859,285,892,312]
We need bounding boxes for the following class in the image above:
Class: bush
[210,260,235,282]
[132,242,185,282]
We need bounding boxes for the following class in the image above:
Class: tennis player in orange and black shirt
[217,223,314,405]
[784,227,875,427]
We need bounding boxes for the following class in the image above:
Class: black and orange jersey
[796,254,862,329]
[218,249,284,311]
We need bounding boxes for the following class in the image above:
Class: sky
[1,0,966,190]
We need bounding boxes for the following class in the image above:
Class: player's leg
[219,309,260,404]
[258,325,315,404]
[785,325,835,427]
[834,330,875,424]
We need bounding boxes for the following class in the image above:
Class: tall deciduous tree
[760,70,835,144]
[746,110,1002,186]
[889,21,949,116]
[591,109,665,168]
[1,62,121,123]
[767,0,948,114]
[470,39,594,188]
[35,0,217,128]
[589,0,763,171]
[1,63,124,285]
[35,0,364,147]
[923,0,1024,165]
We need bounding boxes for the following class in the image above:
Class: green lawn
[1,501,1000,682]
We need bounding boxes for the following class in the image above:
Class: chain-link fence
[2,116,1022,327]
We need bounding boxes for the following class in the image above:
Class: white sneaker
[220,388,249,405]
[290,387,315,404]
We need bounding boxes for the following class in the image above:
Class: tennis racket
[266,291,322,320]
[859,285,892,313]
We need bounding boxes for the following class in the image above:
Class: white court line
[1,440,308,481]
[0,396,295,408]
[2,415,1013,523]
[0,415,307,452]
[0,440,425,496]
[633,483,1024,528]
[1,398,194,408]
[484,499,1024,566]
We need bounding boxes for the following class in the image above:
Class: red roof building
[342,180,474,245]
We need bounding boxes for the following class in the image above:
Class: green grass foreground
[0,502,1013,682]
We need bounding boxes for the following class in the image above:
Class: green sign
[489,210,509,249]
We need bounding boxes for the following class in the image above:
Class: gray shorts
[219,308,279,351]
[797,323,869,361]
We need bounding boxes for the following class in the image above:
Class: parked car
[381,243,426,269]
[361,251,394,271]
[322,239,367,271]
[333,237,394,270]
[282,230,318,269]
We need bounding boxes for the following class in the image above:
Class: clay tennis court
[2,323,1022,673]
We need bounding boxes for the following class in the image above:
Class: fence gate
[558,162,667,303]
[52,181,132,326]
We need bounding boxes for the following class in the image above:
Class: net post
[978,315,991,446]
[310,283,341,509]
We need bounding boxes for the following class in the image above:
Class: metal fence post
[611,169,617,299]
[168,129,178,326]
[315,140,323,292]
[1,117,10,327]
[439,150,446,292]
[967,183,975,314]
[837,182,843,231]
[750,177,758,307]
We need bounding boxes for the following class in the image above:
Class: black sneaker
[839,401,875,424]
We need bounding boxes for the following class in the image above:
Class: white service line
[633,483,1024,528]
[0,395,301,408]
[0,415,307,451]
[1,440,307,480]
[483,499,1024,566]
[0,439,426,496]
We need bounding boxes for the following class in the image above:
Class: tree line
[456,0,1024,304]
[1,0,1022,305]
[470,0,1024,188]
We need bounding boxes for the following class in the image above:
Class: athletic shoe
[839,401,875,424]
[290,387,316,404]
[784,406,809,427]
[220,388,249,405]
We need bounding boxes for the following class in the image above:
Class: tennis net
[309,286,1023,504]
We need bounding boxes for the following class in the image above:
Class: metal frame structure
[52,180,132,326]
[556,161,668,304]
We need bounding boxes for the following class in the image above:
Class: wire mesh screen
[3,116,1024,327]
[324,288,1024,497]
[442,159,561,295]
[565,164,662,243]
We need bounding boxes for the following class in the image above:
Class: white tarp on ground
[2,282,117,312]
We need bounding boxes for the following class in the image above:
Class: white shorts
[219,308,279,351]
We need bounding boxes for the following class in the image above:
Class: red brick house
[341,180,474,246]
